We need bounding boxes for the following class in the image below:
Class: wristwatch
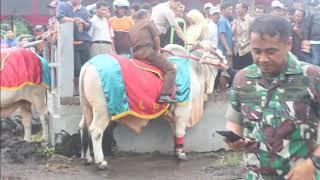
[311,155,320,170]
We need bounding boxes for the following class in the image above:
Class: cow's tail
[45,90,48,107]
[79,63,92,157]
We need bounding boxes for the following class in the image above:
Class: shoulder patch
[233,69,249,88]
[304,64,320,78]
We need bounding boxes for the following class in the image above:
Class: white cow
[78,44,221,169]
[197,40,226,101]
[0,49,49,143]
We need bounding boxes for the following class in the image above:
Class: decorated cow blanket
[0,48,50,90]
[88,54,190,121]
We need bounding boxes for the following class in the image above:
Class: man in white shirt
[89,1,114,57]
[207,6,220,48]
[151,0,186,47]
[203,2,214,20]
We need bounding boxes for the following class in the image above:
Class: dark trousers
[133,47,176,96]
[311,44,320,66]
[160,31,171,48]
[297,52,312,63]
[233,52,254,70]
[74,42,90,77]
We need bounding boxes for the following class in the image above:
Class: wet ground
[1,153,244,180]
[1,117,244,180]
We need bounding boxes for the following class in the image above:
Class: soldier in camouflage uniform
[224,15,320,180]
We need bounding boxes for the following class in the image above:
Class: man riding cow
[129,9,177,103]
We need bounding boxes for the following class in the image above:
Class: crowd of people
[50,0,319,96]
[1,0,320,96]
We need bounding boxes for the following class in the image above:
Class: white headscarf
[186,9,209,50]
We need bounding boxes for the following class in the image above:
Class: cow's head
[195,40,227,66]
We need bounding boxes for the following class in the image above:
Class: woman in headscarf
[185,9,209,50]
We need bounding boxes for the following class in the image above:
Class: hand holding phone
[215,130,244,143]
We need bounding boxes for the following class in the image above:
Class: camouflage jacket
[226,53,320,179]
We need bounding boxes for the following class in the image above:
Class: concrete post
[250,0,255,16]
[57,22,74,103]
[48,22,82,144]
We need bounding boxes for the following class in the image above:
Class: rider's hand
[218,62,229,70]
[224,138,251,151]
[211,62,228,70]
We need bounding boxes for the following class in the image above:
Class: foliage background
[1,16,33,39]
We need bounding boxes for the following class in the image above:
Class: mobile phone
[215,130,244,143]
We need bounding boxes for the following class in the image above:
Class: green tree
[0,16,33,39]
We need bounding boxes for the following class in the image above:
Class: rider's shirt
[129,19,160,52]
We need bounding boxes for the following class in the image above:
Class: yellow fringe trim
[0,82,49,90]
[111,101,189,121]
[129,59,164,80]
[176,101,190,106]
[111,104,170,121]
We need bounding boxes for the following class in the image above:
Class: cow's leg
[80,116,85,159]
[82,65,110,169]
[173,107,189,160]
[205,65,217,96]
[32,93,49,144]
[89,107,110,170]
[79,104,93,164]
[39,108,49,143]
[168,121,176,152]
[79,118,93,164]
[20,101,32,142]
[85,146,93,164]
[79,67,94,164]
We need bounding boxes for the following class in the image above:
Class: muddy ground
[1,117,244,180]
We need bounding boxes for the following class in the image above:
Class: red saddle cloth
[128,58,164,79]
[0,48,43,89]
[113,55,175,120]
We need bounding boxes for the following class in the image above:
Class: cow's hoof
[204,94,208,101]
[81,155,93,165]
[176,152,187,161]
[80,153,85,159]
[24,138,32,143]
[85,157,93,165]
[97,161,109,170]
